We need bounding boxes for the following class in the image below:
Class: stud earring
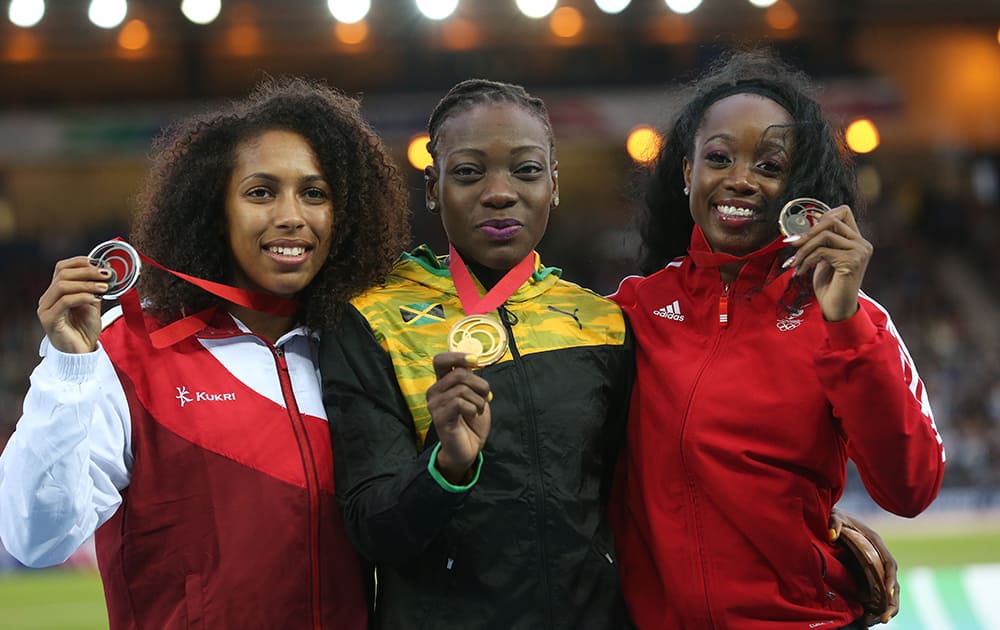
[552,195,559,208]
[427,200,437,213]
[683,186,689,196]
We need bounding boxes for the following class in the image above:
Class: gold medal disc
[778,197,831,237]
[448,315,508,366]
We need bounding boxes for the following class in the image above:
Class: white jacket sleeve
[0,337,132,568]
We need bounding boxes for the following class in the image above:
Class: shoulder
[610,260,685,309]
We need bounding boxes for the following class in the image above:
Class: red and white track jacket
[610,228,945,630]
[0,306,367,630]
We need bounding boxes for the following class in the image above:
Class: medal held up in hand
[448,315,509,366]
[88,240,142,299]
[778,198,831,237]
[446,244,535,367]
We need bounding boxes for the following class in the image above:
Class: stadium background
[0,0,998,628]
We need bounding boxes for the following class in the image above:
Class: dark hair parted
[129,76,410,330]
[638,48,859,275]
[426,78,555,161]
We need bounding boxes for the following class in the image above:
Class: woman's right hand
[37,256,110,354]
[426,352,492,485]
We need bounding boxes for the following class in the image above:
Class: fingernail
[96,283,109,292]
[487,391,493,402]
[465,354,478,364]
[98,268,112,277]
[782,234,801,243]
[828,528,838,542]
[781,256,796,270]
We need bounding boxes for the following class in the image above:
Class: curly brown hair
[130,76,410,330]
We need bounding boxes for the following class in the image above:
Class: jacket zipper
[719,282,730,327]
[273,345,324,630]
[498,304,554,628]
[678,280,733,628]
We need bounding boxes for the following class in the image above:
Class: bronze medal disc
[778,197,831,237]
[448,315,508,366]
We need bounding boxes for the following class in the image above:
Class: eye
[452,164,482,180]
[755,155,787,176]
[705,151,731,166]
[514,162,544,179]
[302,187,330,202]
[245,186,273,200]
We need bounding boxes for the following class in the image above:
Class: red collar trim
[686,225,786,269]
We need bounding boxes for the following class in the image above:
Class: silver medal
[88,240,142,299]
[778,198,832,237]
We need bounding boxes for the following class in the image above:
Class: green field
[0,570,106,630]
[1,525,998,630]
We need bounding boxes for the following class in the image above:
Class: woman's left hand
[786,205,872,321]
[829,507,900,626]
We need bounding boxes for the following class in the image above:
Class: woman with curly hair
[611,49,944,629]
[0,77,409,629]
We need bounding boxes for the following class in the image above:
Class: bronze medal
[778,197,831,237]
[447,315,508,367]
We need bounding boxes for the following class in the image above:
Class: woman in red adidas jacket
[610,49,945,630]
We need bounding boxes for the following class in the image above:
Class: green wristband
[427,442,483,493]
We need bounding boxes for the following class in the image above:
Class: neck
[226,303,295,345]
[465,258,506,290]
[719,261,742,284]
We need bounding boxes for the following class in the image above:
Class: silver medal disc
[778,198,832,237]
[88,240,142,299]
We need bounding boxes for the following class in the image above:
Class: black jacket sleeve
[601,316,635,510]
[320,305,470,564]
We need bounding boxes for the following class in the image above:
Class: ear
[424,164,439,209]
[551,160,560,208]
[682,156,692,192]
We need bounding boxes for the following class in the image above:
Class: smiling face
[225,129,334,299]
[426,102,558,272]
[683,93,794,258]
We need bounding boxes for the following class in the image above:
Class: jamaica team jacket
[320,244,635,630]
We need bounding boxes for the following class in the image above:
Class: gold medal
[447,315,508,366]
[778,197,831,237]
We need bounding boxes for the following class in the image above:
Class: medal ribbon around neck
[92,238,300,349]
[446,243,535,366]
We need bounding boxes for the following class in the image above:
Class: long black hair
[638,48,858,275]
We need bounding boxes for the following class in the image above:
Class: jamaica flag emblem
[400,303,446,325]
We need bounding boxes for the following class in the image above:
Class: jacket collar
[395,244,563,304]
[686,226,789,287]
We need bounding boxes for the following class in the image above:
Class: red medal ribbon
[447,243,535,315]
[134,247,299,317]
[108,237,300,348]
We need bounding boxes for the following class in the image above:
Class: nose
[725,162,759,194]
[480,173,517,209]
[274,193,307,229]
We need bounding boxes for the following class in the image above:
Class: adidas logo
[653,300,685,321]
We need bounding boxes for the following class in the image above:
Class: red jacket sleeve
[816,297,945,517]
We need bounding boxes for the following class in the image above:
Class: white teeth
[268,246,306,256]
[716,205,755,218]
